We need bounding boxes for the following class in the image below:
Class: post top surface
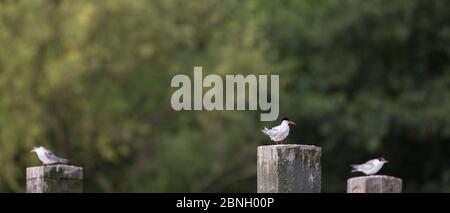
[26,165,83,180]
[258,144,321,150]
[348,175,402,182]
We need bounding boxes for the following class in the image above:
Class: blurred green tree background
[0,0,449,192]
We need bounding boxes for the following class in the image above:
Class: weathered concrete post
[26,165,83,193]
[347,175,402,193]
[257,144,321,193]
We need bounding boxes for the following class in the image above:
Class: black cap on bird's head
[378,157,388,163]
[282,117,296,125]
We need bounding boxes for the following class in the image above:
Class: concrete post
[257,144,321,193]
[26,165,83,193]
[347,175,402,193]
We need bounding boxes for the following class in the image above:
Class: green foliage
[0,0,449,192]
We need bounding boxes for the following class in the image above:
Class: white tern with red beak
[30,146,69,166]
[261,117,296,144]
[351,158,388,175]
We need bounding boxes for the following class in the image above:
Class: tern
[261,117,296,144]
[351,158,388,175]
[30,146,69,166]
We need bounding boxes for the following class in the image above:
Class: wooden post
[257,144,321,193]
[347,175,402,193]
[26,165,83,193]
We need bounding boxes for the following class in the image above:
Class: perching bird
[351,158,388,175]
[261,117,296,144]
[30,146,69,166]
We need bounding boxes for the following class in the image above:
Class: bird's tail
[59,158,69,164]
[350,164,359,173]
[261,127,269,136]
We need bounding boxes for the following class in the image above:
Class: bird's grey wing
[44,150,68,163]
[44,150,59,161]
[358,160,377,171]
[266,125,281,137]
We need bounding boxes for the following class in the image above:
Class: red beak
[288,120,296,125]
